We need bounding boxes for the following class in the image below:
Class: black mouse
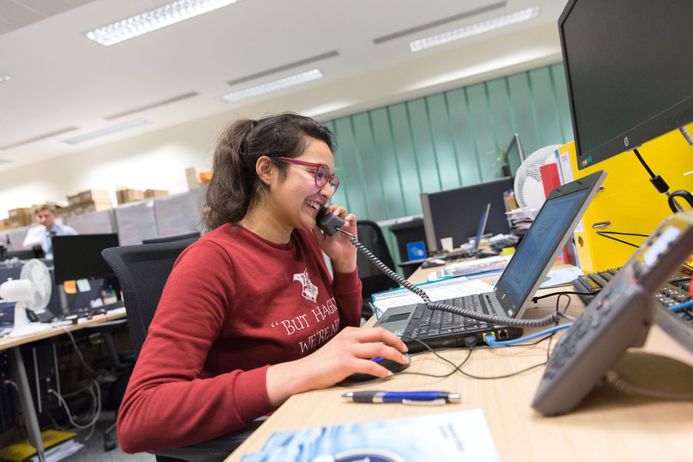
[343,355,411,383]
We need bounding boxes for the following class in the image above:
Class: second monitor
[421,177,513,252]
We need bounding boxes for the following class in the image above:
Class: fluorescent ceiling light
[62,119,149,145]
[0,73,10,82]
[220,69,324,103]
[410,6,541,52]
[85,0,239,46]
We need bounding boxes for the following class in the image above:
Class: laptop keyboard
[403,294,493,340]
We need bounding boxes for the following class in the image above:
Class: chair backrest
[355,220,398,308]
[142,232,201,244]
[101,237,197,356]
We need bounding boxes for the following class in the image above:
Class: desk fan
[0,259,53,337]
[513,144,561,218]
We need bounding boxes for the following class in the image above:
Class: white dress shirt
[22,221,78,259]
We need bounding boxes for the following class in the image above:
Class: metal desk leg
[10,346,45,462]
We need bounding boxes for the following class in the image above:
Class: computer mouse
[421,258,446,269]
[477,249,500,258]
[343,355,411,383]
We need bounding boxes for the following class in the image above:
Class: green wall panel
[322,62,574,265]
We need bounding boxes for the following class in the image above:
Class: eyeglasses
[275,157,340,191]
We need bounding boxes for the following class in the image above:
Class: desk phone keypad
[532,212,693,416]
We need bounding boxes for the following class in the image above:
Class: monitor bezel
[558,0,693,170]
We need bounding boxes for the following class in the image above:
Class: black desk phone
[532,212,693,416]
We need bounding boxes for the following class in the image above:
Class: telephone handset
[314,207,565,330]
[316,207,345,236]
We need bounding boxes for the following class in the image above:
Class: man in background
[22,204,78,259]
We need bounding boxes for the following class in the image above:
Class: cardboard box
[7,208,34,227]
[79,189,111,204]
[71,201,112,216]
[116,188,145,205]
[8,207,34,219]
[67,189,112,206]
[185,167,200,190]
[144,189,169,199]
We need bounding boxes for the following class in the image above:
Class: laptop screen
[493,171,605,317]
[472,203,491,252]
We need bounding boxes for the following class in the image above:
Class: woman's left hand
[312,205,357,273]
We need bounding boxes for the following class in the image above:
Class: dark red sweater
[117,224,362,453]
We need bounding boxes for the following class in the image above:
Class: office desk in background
[0,309,127,462]
[226,265,693,462]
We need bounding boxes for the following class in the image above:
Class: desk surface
[0,309,127,351]
[226,266,693,462]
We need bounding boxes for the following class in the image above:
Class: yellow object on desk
[557,124,693,273]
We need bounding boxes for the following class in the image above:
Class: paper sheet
[240,409,499,462]
[372,278,493,316]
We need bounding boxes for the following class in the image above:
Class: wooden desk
[226,269,693,461]
[0,309,127,462]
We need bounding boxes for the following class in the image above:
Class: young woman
[117,113,408,458]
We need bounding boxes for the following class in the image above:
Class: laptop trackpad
[375,305,416,336]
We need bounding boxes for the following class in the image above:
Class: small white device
[0,259,53,337]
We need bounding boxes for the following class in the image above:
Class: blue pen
[341,390,460,405]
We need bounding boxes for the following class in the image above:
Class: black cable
[596,231,649,238]
[633,148,657,178]
[633,147,692,213]
[457,356,547,380]
[546,293,572,362]
[349,237,430,303]
[531,291,586,303]
[596,231,641,249]
[398,336,473,379]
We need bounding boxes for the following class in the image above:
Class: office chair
[103,236,253,462]
[102,237,197,357]
[355,220,399,319]
[142,232,201,245]
[102,238,196,462]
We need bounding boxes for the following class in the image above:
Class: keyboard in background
[572,268,692,325]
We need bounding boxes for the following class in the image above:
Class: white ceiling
[0,0,567,172]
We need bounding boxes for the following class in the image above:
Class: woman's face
[267,137,337,231]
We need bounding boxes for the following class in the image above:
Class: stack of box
[7,207,35,228]
[66,189,113,216]
[116,187,145,205]
[144,189,168,199]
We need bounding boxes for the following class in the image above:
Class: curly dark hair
[204,113,335,230]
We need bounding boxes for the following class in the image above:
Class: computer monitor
[502,134,525,178]
[559,0,693,169]
[52,234,119,284]
[421,177,513,252]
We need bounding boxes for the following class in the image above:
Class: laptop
[470,202,491,255]
[375,170,607,352]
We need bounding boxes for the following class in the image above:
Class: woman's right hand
[266,327,408,406]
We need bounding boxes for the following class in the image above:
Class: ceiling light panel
[1,127,79,150]
[410,6,541,52]
[62,119,149,145]
[85,0,239,47]
[220,69,323,103]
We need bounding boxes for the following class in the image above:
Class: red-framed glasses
[275,157,340,191]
